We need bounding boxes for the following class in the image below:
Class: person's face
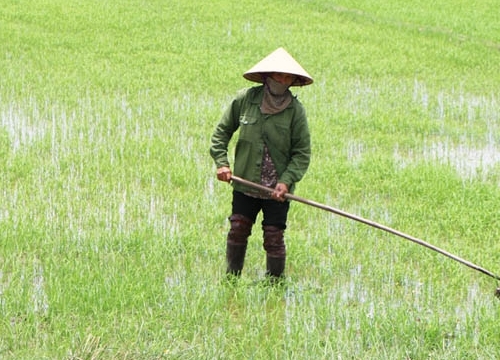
[270,72,296,86]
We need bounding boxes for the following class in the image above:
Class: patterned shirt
[245,144,278,199]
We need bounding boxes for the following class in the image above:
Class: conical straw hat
[243,47,313,86]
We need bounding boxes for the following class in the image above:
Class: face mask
[265,76,289,96]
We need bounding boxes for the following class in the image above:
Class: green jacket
[210,85,311,194]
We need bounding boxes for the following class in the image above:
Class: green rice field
[1,0,500,358]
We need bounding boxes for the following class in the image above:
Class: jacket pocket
[238,115,259,142]
[268,122,290,153]
[239,115,258,125]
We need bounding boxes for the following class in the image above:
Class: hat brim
[243,72,313,86]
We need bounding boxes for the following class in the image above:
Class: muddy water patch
[0,98,50,152]
[395,140,500,180]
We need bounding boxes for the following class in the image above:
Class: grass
[1,0,500,358]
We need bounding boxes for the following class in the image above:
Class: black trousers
[231,190,290,230]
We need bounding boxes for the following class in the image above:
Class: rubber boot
[262,225,286,283]
[226,214,253,277]
[226,244,247,277]
[266,256,286,282]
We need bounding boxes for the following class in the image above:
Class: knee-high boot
[226,214,253,276]
[262,225,286,279]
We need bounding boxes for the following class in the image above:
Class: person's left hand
[272,183,288,202]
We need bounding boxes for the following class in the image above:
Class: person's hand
[272,182,288,202]
[216,166,232,182]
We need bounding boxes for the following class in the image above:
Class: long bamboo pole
[231,175,500,282]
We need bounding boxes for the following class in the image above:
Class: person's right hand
[216,166,232,182]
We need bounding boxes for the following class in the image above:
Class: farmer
[210,47,313,282]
